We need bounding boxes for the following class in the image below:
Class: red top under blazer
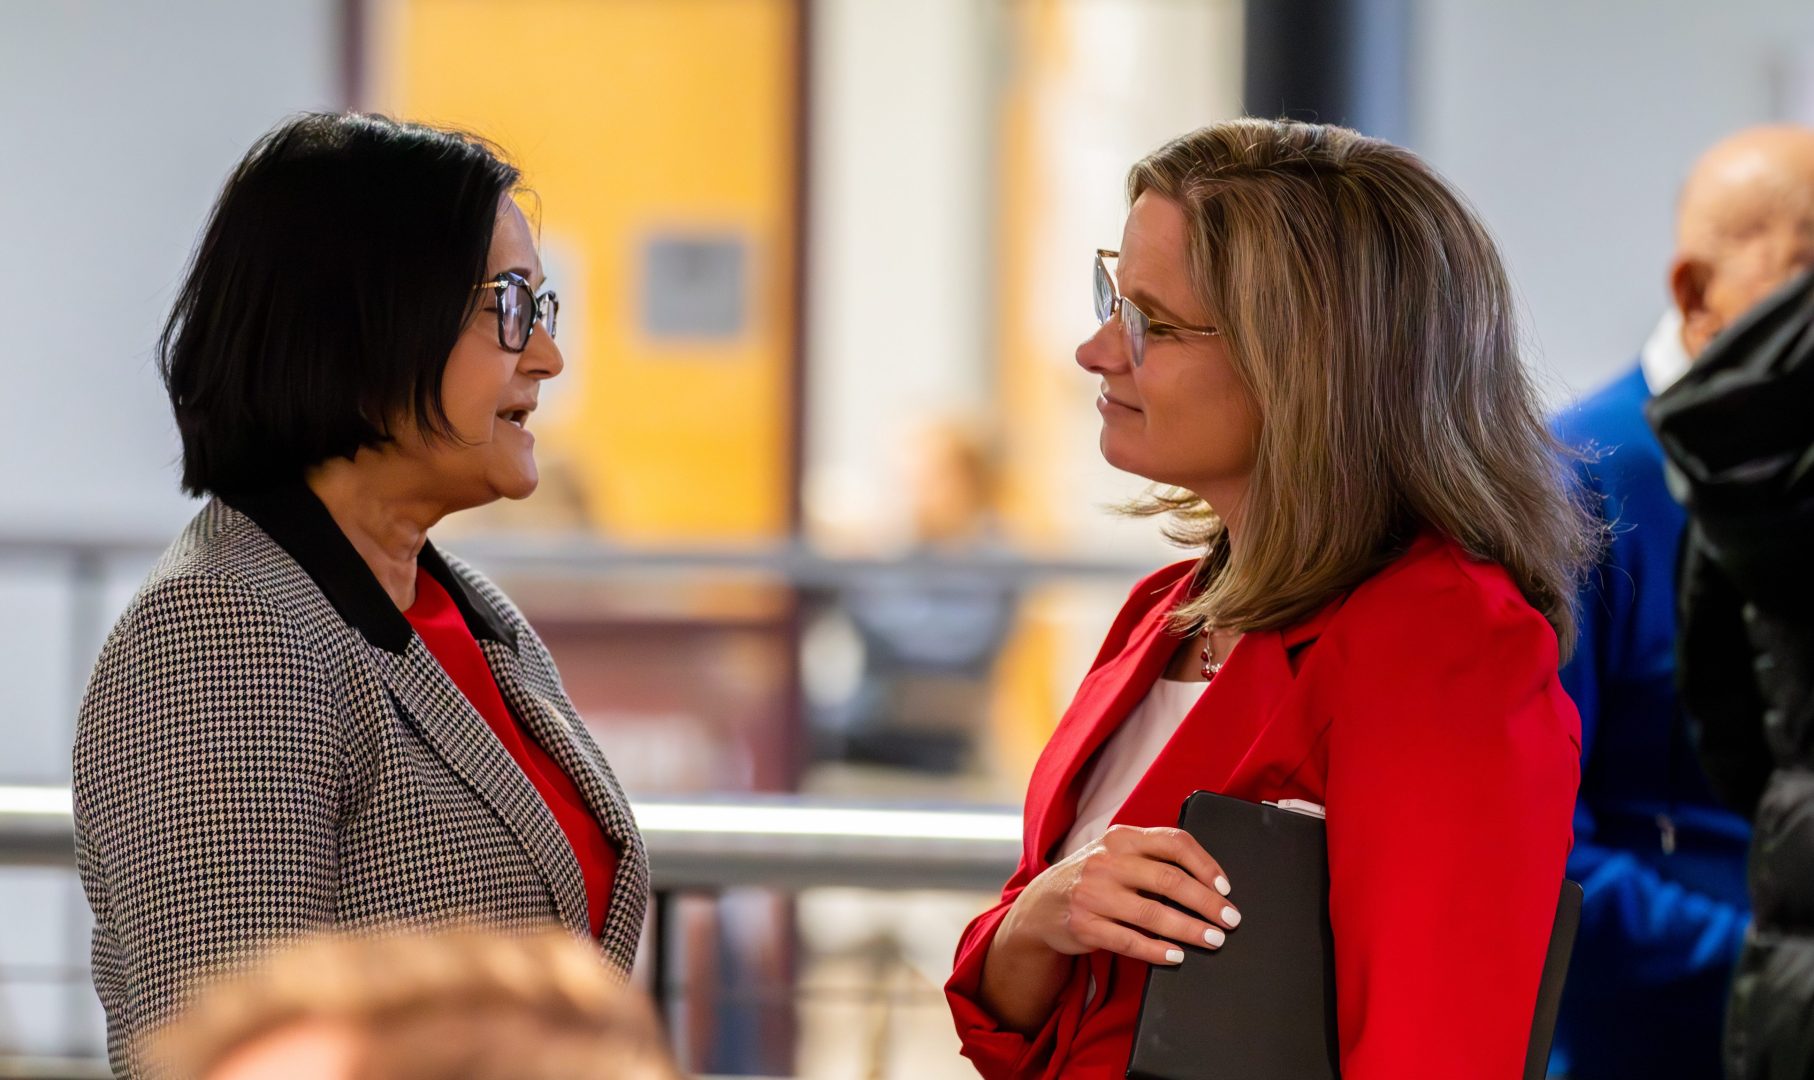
[405,568,618,938]
[945,533,1581,1079]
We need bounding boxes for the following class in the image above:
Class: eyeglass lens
[499,280,530,350]
[1093,256,1148,367]
[495,278,559,352]
[1093,256,1115,325]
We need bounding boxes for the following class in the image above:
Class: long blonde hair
[1125,119,1598,656]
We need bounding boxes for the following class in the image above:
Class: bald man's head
[1672,125,1814,358]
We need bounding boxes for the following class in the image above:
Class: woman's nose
[522,328,564,380]
[1075,319,1128,375]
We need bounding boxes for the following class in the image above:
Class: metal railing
[0,785,1021,891]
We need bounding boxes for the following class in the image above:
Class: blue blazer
[1550,362,1751,1080]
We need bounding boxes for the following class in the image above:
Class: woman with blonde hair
[945,118,1598,1078]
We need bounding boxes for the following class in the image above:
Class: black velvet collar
[223,482,516,655]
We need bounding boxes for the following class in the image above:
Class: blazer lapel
[217,494,618,944]
[1112,629,1295,830]
[370,641,592,936]
[1114,594,1349,825]
[1025,573,1195,867]
[480,641,650,942]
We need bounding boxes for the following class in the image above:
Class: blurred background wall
[4,0,1814,1072]
[1414,0,1814,395]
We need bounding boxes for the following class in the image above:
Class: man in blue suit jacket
[1551,310,1750,1079]
[1550,125,1814,1079]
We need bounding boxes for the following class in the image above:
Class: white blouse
[1060,677,1207,860]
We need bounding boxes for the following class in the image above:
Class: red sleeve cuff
[944,895,1070,1080]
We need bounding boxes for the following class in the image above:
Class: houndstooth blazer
[72,486,649,1077]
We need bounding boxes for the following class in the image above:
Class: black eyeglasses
[472,271,559,352]
[1093,249,1219,367]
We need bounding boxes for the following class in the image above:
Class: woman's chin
[463,460,540,506]
[1097,436,1149,481]
[496,468,540,502]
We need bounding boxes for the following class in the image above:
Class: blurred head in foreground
[149,929,684,1080]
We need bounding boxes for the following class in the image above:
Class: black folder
[1126,790,1583,1080]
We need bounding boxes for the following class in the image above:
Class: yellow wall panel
[374,0,798,541]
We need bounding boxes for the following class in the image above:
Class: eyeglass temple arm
[1147,318,1220,337]
[1099,251,1219,336]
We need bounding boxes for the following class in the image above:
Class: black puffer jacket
[1649,267,1814,1080]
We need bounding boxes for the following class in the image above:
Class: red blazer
[945,534,1581,1079]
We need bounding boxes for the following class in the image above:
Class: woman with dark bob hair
[946,119,1600,1078]
[73,112,646,1076]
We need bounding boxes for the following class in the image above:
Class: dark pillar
[1243,0,1412,144]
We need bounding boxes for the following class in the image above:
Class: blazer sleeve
[944,563,1188,1079]
[944,876,1080,1080]
[72,572,342,1073]
[1322,564,1580,1079]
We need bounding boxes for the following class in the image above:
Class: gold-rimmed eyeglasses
[1093,249,1219,367]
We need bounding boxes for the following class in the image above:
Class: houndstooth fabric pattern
[72,499,649,1077]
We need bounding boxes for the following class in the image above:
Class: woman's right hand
[1005,824,1242,965]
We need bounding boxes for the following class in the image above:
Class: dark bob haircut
[159,112,521,496]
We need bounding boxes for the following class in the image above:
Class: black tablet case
[1126,790,1582,1080]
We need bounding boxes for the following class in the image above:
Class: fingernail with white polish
[1214,876,1231,896]
[1164,948,1185,964]
[1222,907,1241,927]
[1204,927,1226,948]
